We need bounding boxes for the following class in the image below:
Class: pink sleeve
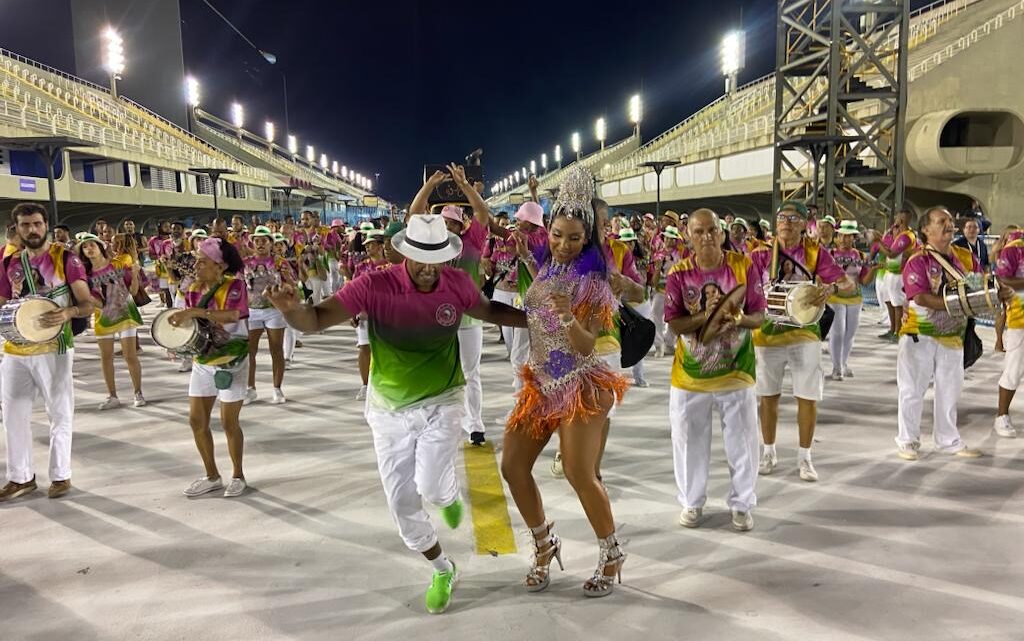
[335,271,370,317]
[891,233,911,254]
[902,256,930,300]
[744,262,767,313]
[184,288,199,308]
[63,252,88,285]
[454,269,483,311]
[224,279,249,319]
[0,262,12,299]
[995,246,1021,279]
[750,249,770,279]
[813,247,845,284]
[465,222,488,255]
[482,238,493,259]
[663,271,687,322]
[620,250,643,285]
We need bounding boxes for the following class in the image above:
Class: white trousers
[828,303,861,373]
[491,288,518,357]
[652,292,676,351]
[284,325,297,361]
[328,258,342,293]
[896,334,965,452]
[2,351,75,483]
[458,325,484,434]
[306,277,329,305]
[365,401,463,553]
[999,328,1024,391]
[669,386,758,512]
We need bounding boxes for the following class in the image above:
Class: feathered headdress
[551,165,595,228]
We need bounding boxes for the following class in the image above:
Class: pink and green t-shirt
[996,239,1024,330]
[335,263,482,411]
[89,254,142,336]
[665,251,766,392]
[828,248,871,305]
[901,249,973,349]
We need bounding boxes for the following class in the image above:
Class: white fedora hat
[391,214,463,264]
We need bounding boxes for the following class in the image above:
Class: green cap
[384,221,405,238]
[778,200,809,217]
[251,225,273,238]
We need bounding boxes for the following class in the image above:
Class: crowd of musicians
[0,163,1021,614]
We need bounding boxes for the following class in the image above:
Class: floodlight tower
[101,27,125,99]
[721,31,746,97]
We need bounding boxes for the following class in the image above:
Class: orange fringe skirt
[506,364,629,440]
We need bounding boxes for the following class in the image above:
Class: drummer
[0,203,94,502]
[750,201,855,482]
[168,237,251,498]
[895,207,1012,459]
[243,225,296,406]
[665,209,766,531]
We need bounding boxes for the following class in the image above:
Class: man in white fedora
[267,213,526,615]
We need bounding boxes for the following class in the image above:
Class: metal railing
[909,0,1024,79]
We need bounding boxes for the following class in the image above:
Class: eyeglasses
[776,213,804,223]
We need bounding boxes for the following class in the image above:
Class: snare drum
[765,282,825,327]
[0,296,63,345]
[150,309,214,356]
[942,274,1001,320]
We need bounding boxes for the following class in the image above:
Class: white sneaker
[133,392,146,408]
[758,450,777,475]
[994,415,1017,438]
[731,510,754,532]
[798,459,819,482]
[243,388,257,406]
[284,358,294,370]
[953,447,982,458]
[271,388,286,405]
[98,396,121,411]
[897,442,920,461]
[678,507,703,528]
[655,344,665,359]
[183,477,223,497]
[633,378,650,388]
[177,359,192,373]
[550,452,564,479]
[842,367,854,378]
[223,477,247,497]
[827,370,843,381]
[355,385,367,401]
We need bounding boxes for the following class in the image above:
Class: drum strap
[924,246,965,283]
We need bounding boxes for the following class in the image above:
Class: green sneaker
[425,561,458,614]
[440,498,463,529]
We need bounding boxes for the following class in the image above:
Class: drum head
[789,284,825,325]
[698,284,747,345]
[14,297,63,342]
[151,310,197,349]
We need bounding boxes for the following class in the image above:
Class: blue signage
[18,178,36,193]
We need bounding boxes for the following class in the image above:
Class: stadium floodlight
[306,145,315,163]
[629,94,642,125]
[541,153,548,171]
[721,30,746,95]
[287,134,298,155]
[264,121,275,143]
[514,170,520,183]
[530,160,537,175]
[102,27,125,98]
[332,160,339,174]
[366,179,373,191]
[185,76,200,107]
[320,153,328,168]
[554,144,562,167]
[595,117,606,150]
[521,166,527,179]
[231,102,244,129]
[571,131,581,159]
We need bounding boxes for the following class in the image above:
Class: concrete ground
[1,305,1023,641]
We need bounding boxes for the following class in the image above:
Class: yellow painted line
[463,442,517,555]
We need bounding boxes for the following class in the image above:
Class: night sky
[0,0,930,203]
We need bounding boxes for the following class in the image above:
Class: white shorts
[755,341,823,401]
[96,328,138,341]
[249,307,286,330]
[356,319,369,346]
[158,278,169,289]
[882,271,907,307]
[999,328,1024,391]
[188,360,248,403]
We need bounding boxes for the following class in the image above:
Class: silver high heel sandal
[525,521,564,593]
[582,533,626,598]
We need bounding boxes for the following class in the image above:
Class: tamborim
[150,309,214,356]
[765,282,825,327]
[0,296,63,345]
[942,274,1001,320]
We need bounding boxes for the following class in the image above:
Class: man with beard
[0,204,94,502]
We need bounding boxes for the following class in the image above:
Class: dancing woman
[826,221,878,380]
[78,234,145,409]
[501,166,630,598]
[243,226,296,405]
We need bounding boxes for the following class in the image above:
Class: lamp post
[184,76,200,133]
[189,167,238,220]
[101,27,125,99]
[721,30,746,97]
[639,160,680,218]
[231,102,244,139]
